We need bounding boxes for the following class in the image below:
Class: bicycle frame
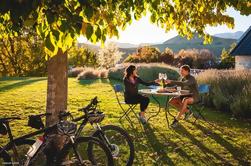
[1,120,56,164]
[73,114,114,151]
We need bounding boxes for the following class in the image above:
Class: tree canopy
[0,0,250,57]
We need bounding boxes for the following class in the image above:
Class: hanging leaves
[0,0,250,57]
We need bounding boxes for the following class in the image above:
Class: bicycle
[73,97,135,166]
[0,112,114,166]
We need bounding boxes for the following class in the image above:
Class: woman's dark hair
[180,65,190,72]
[124,65,136,79]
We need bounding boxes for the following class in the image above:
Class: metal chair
[189,84,210,123]
[113,84,139,125]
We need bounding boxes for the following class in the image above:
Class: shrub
[76,68,108,80]
[108,63,180,81]
[196,69,251,119]
[77,68,100,80]
[100,69,108,78]
[68,67,85,77]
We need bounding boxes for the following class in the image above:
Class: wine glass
[158,73,163,80]
[163,73,167,80]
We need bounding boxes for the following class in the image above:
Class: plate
[157,88,177,93]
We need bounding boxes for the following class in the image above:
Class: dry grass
[196,69,251,118]
[77,68,108,80]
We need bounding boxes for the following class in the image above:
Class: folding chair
[113,84,139,126]
[188,84,210,123]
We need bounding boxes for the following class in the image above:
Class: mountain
[79,35,237,61]
[113,42,138,48]
[213,31,244,39]
[151,35,237,56]
[119,35,236,61]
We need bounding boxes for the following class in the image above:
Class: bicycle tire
[0,147,11,165]
[57,136,114,166]
[1,139,35,166]
[91,125,134,166]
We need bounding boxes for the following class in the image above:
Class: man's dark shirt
[171,74,199,102]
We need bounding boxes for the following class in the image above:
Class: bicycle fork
[69,136,85,165]
[94,124,114,151]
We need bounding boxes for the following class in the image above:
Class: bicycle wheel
[91,125,134,166]
[57,136,114,166]
[0,147,11,165]
[4,139,35,165]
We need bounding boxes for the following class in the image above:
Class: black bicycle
[0,112,114,166]
[73,97,135,166]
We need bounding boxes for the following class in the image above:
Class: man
[164,65,199,127]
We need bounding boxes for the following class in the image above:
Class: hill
[213,31,244,39]
[78,35,237,60]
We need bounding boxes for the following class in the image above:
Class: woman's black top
[123,76,157,100]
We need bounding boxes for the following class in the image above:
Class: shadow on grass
[173,124,231,165]
[78,78,110,85]
[142,123,175,166]
[193,123,250,165]
[0,77,46,92]
[157,130,199,165]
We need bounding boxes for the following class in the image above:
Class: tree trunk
[45,48,68,164]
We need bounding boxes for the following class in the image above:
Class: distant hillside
[213,31,244,39]
[79,35,237,61]
[120,35,236,59]
[150,35,236,57]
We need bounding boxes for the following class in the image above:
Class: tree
[176,48,215,69]
[124,46,161,63]
[0,0,250,163]
[0,28,46,76]
[218,43,236,69]
[160,48,174,64]
[68,45,98,68]
[98,42,123,69]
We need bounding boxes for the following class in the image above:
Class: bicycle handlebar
[0,117,21,123]
[78,96,99,113]
[30,113,52,118]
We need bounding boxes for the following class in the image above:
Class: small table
[139,88,191,128]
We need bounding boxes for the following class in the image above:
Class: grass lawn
[0,77,251,165]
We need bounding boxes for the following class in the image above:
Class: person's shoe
[170,119,179,128]
[138,113,147,124]
[184,110,193,120]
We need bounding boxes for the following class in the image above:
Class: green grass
[0,77,251,165]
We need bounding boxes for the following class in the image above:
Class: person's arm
[137,77,159,86]
[170,77,195,87]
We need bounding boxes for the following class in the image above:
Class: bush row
[108,63,180,81]
[196,69,251,119]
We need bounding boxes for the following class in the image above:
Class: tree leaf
[45,33,55,52]
[86,23,93,40]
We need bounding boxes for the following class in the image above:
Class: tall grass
[108,63,180,81]
[196,69,251,119]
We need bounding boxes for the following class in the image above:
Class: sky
[77,8,251,45]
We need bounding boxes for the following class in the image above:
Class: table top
[139,89,192,97]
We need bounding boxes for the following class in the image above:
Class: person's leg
[176,97,194,120]
[138,95,150,118]
[171,97,194,127]
[169,97,183,110]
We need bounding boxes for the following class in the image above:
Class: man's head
[180,65,190,77]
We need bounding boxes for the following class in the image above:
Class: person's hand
[165,79,172,84]
[155,79,160,84]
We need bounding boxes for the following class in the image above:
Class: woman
[123,65,158,124]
